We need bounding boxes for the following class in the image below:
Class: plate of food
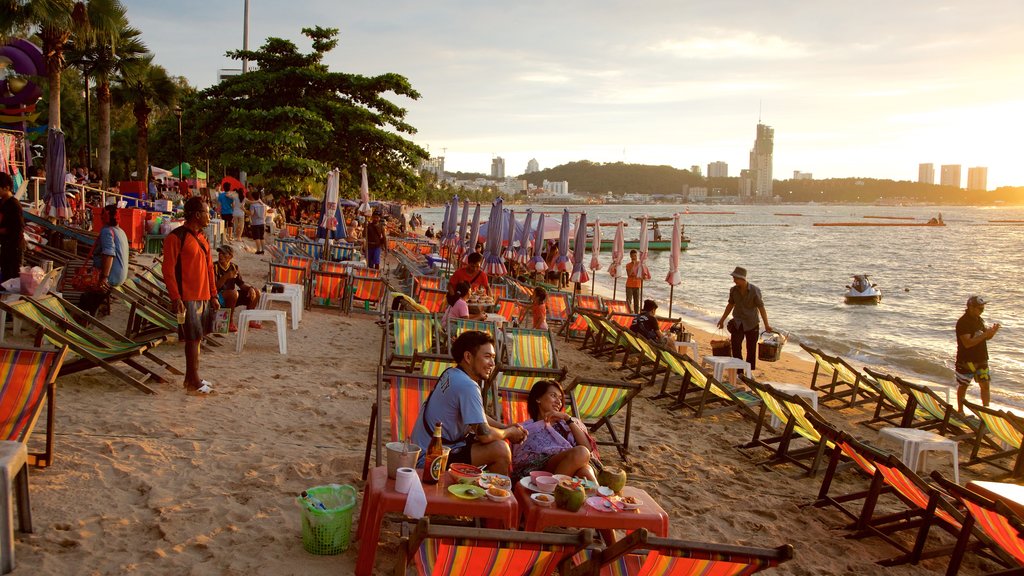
[448,484,486,500]
[478,473,512,490]
[585,496,626,513]
[620,494,643,510]
[518,476,545,493]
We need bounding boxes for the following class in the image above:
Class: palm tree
[112,56,176,178]
[68,10,147,186]
[0,0,123,131]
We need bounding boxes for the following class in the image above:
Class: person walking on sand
[955,295,1000,411]
[625,250,644,313]
[717,266,772,371]
[248,190,268,255]
[217,183,235,240]
[365,211,387,269]
[163,197,219,396]
[0,172,25,282]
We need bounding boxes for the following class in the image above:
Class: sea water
[419,204,1024,406]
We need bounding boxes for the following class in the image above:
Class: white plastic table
[763,382,818,428]
[879,427,959,484]
[702,355,752,385]
[672,340,698,360]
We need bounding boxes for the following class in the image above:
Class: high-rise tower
[918,163,935,184]
[748,123,774,198]
[491,157,505,179]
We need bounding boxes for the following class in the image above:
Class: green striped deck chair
[799,342,837,392]
[963,399,1024,479]
[0,344,69,467]
[617,330,661,382]
[931,472,1024,575]
[116,282,222,348]
[577,313,605,353]
[446,318,500,357]
[659,350,763,425]
[564,376,641,460]
[388,312,437,369]
[895,376,983,442]
[821,354,877,408]
[398,518,593,576]
[504,328,558,370]
[565,527,793,576]
[860,367,932,430]
[741,377,833,476]
[604,299,630,315]
[309,269,347,309]
[346,274,386,315]
[592,317,628,360]
[411,353,456,378]
[493,367,567,425]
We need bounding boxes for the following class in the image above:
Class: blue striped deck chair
[365,370,440,479]
[0,344,70,467]
[329,242,355,261]
[388,312,437,369]
[655,349,763,425]
[741,377,834,476]
[963,399,1024,480]
[565,527,793,576]
[504,327,558,370]
[564,376,642,460]
[493,367,568,425]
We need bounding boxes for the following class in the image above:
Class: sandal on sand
[187,383,216,396]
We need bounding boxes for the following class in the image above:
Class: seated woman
[512,379,598,483]
[214,244,260,332]
[440,281,486,327]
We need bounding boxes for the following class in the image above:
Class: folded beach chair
[345,274,386,316]
[0,344,70,467]
[494,366,568,424]
[0,295,180,394]
[894,377,987,443]
[504,277,535,302]
[504,327,558,370]
[654,350,764,425]
[930,471,1024,576]
[563,376,641,460]
[962,399,1024,480]
[364,370,440,479]
[859,367,932,430]
[741,377,833,476]
[563,527,793,576]
[387,311,437,369]
[397,518,594,576]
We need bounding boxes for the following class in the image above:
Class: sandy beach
[9,241,1007,575]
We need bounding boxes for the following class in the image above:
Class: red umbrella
[220,176,247,197]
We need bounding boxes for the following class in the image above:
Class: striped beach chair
[608,312,634,330]
[544,291,571,327]
[364,371,440,479]
[504,328,558,370]
[410,353,456,378]
[346,274,386,315]
[388,312,437,369]
[417,288,449,314]
[564,376,642,460]
[860,367,933,430]
[0,344,70,467]
[963,399,1024,479]
[820,354,878,408]
[604,299,630,315]
[742,378,834,476]
[803,409,887,523]
[446,318,500,357]
[895,377,986,442]
[654,350,763,425]
[572,294,605,315]
[494,299,524,323]
[493,367,567,425]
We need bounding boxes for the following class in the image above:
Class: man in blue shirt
[218,183,235,240]
[80,204,129,316]
[411,331,528,475]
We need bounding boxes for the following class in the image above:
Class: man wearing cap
[717,266,772,370]
[955,296,1000,411]
[214,244,260,332]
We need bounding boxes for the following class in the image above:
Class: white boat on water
[844,274,881,305]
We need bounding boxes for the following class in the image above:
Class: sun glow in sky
[131,0,1024,188]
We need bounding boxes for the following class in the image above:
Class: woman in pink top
[441,281,485,327]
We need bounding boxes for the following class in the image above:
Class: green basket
[298,484,357,555]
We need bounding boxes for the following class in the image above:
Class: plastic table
[672,340,698,360]
[355,466,519,576]
[763,382,818,428]
[702,355,752,384]
[879,427,960,483]
[513,482,669,541]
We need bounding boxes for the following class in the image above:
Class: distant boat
[845,275,882,305]
[585,216,690,251]
[813,222,946,227]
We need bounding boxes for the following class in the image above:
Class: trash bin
[297,484,357,555]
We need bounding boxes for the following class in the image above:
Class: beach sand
[9,242,1006,575]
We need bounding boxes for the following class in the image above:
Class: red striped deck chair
[358,267,383,278]
[931,472,1024,575]
[605,299,630,315]
[493,367,567,425]
[608,313,635,330]
[346,274,386,315]
[414,276,446,297]
[573,294,606,315]
[387,238,399,251]
[504,328,558,370]
[490,284,508,301]
[301,225,318,238]
[0,344,70,467]
[495,299,524,323]
[564,527,793,576]
[561,315,589,343]
[564,376,641,460]
[268,262,308,289]
[398,518,594,576]
[655,316,680,334]
[505,278,535,302]
[388,312,437,369]
[418,288,449,314]
[283,254,313,273]
[964,399,1024,480]
[283,223,299,238]
[308,270,347,309]
[317,260,349,274]
[544,291,571,327]
[365,371,440,479]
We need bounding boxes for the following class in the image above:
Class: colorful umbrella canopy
[608,221,625,279]
[516,209,534,264]
[358,163,372,215]
[44,128,68,218]
[503,209,517,260]
[637,215,651,280]
[589,218,602,273]
[553,208,572,272]
[528,213,548,272]
[220,175,247,197]
[463,203,482,264]
[483,199,507,275]
[570,212,589,284]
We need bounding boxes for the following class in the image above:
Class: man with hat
[717,266,772,370]
[955,295,1000,412]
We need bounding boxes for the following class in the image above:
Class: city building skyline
[941,164,962,188]
[748,123,774,198]
[490,156,505,179]
[918,163,935,185]
[968,166,988,191]
[707,161,728,178]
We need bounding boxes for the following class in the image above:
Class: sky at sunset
[129,1,1024,188]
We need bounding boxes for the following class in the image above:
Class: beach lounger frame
[0,344,70,467]
[653,350,765,426]
[859,367,929,430]
[741,378,833,476]
[564,376,641,460]
[963,399,1024,480]
[363,369,440,480]
[386,311,438,370]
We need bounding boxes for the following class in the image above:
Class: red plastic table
[514,482,669,540]
[355,466,519,576]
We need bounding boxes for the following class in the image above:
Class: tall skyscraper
[707,161,728,178]
[748,123,774,198]
[940,164,962,188]
[491,157,505,179]
[967,167,988,191]
[525,158,540,174]
[690,165,702,177]
[918,163,935,184]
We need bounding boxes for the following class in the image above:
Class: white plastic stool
[236,309,287,354]
[262,285,303,329]
[879,427,960,484]
[0,441,31,575]
[701,355,752,384]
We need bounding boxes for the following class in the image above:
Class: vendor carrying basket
[757,331,786,363]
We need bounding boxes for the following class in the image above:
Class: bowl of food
[529,470,553,482]
[531,493,555,508]
[486,486,512,502]
[620,495,643,510]
[449,463,483,484]
[535,476,559,494]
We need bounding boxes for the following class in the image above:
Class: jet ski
[845,274,881,304]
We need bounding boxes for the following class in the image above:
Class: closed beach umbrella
[554,208,572,272]
[440,201,450,241]
[569,212,589,285]
[483,199,507,275]
[608,220,625,300]
[45,128,69,218]
[528,212,548,272]
[665,213,683,318]
[516,209,534,264]
[319,169,339,232]
[456,199,470,259]
[463,203,482,264]
[444,196,460,250]
[358,163,372,216]
[589,218,602,294]
[503,209,517,260]
[637,215,652,300]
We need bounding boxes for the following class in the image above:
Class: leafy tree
[111,55,176,177]
[190,26,427,197]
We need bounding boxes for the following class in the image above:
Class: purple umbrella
[502,209,517,261]
[443,196,460,249]
[607,221,625,300]
[516,209,534,264]
[440,201,451,242]
[569,212,589,285]
[463,203,482,264]
[665,213,683,318]
[45,128,69,219]
[528,213,548,273]
[588,217,602,294]
[553,208,572,273]
[482,199,507,275]
[637,215,652,300]
[455,199,470,260]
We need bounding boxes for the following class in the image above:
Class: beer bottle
[421,422,445,484]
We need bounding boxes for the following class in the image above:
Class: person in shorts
[249,190,268,254]
[410,330,527,475]
[955,295,1000,412]
[217,183,234,240]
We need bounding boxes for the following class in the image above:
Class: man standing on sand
[218,183,235,241]
[411,330,528,476]
[163,197,220,396]
[365,211,387,269]
[0,172,24,282]
[249,190,268,255]
[625,250,644,313]
[956,295,1000,412]
[717,266,772,371]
